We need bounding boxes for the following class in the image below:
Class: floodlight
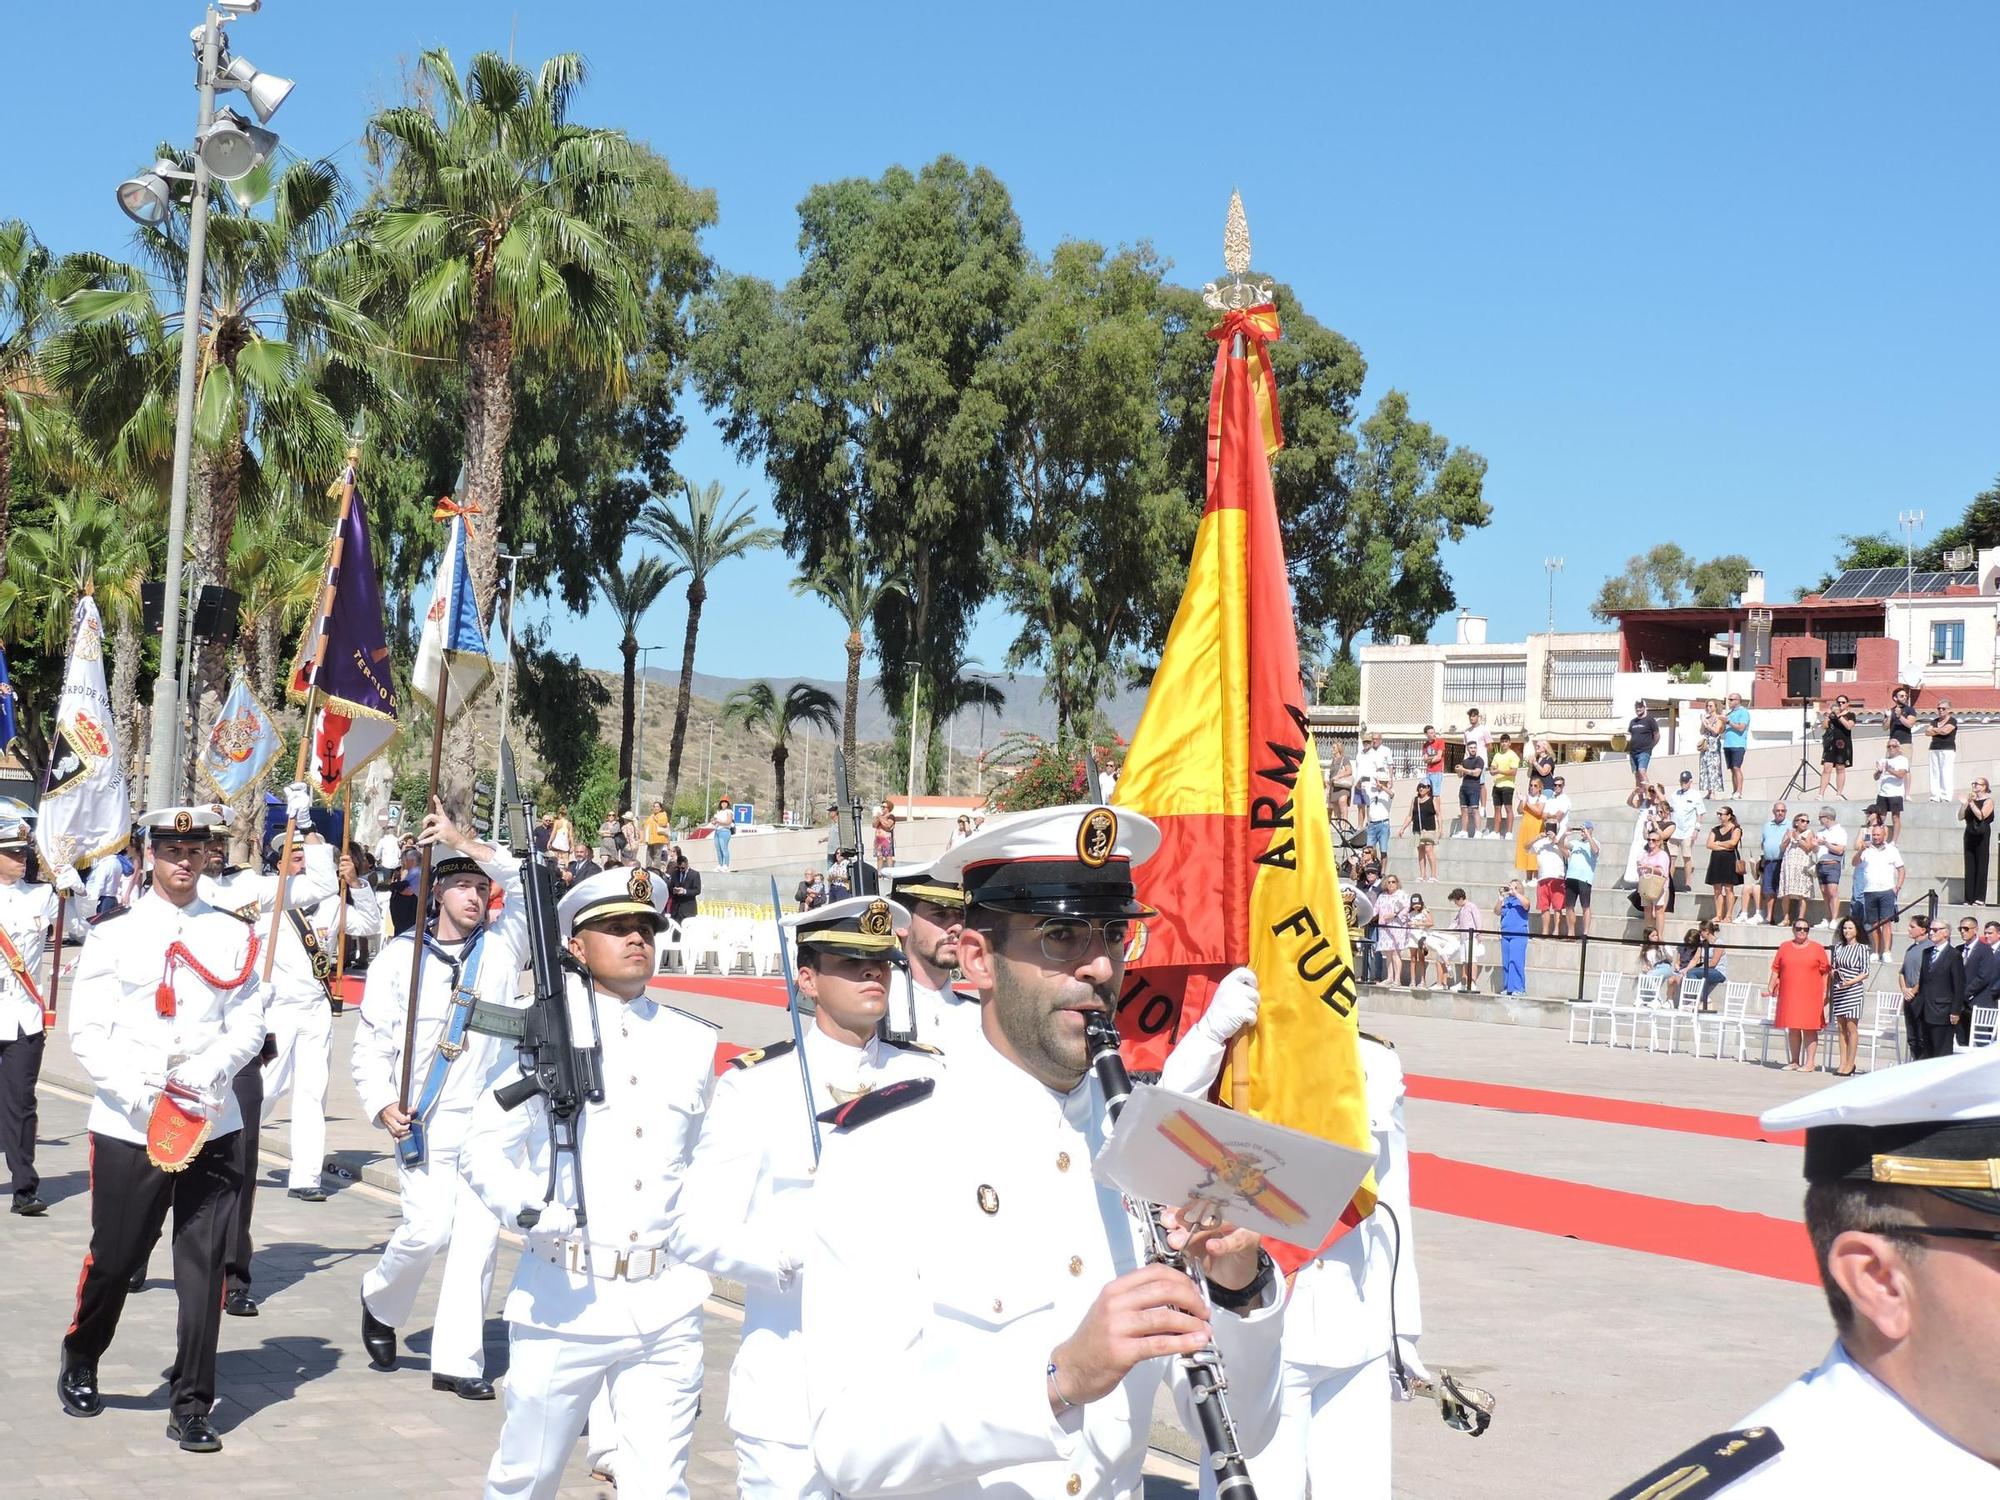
[195,109,278,181]
[216,53,294,122]
[217,1,264,14]
[115,160,178,225]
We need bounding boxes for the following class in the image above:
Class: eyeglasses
[1791,925,1809,933]
[1007,915,1136,965]
[1882,1226,2000,1249]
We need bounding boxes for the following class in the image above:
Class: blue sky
[8,1,1999,693]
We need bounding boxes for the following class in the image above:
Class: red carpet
[1411,1152,1819,1285]
[1405,1074,1805,1148]
[652,973,788,1007]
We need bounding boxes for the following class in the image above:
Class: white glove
[1391,1336,1434,1401]
[286,781,313,826]
[53,864,83,895]
[164,1067,224,1119]
[1198,966,1260,1042]
[526,1201,577,1237]
[130,1068,168,1113]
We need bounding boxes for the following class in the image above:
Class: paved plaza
[3,961,1854,1499]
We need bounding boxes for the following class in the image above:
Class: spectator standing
[870,799,896,865]
[1512,775,1545,881]
[1896,912,1932,1056]
[389,847,421,935]
[1813,808,1848,929]
[549,806,574,863]
[1855,826,1905,964]
[1530,828,1567,936]
[947,814,974,850]
[1401,782,1440,880]
[1966,920,2000,1040]
[531,814,553,862]
[373,820,403,876]
[1354,732,1394,806]
[1873,739,1910,841]
[1954,917,1991,1048]
[1447,888,1483,993]
[1961,778,1994,907]
[1420,725,1446,804]
[1453,743,1486,839]
[1697,699,1726,798]
[1625,699,1659,788]
[1326,741,1354,824]
[1636,830,1672,930]
[1816,695,1858,799]
[1765,917,1833,1070]
[1908,918,1964,1059]
[1463,707,1492,785]
[1364,780,1393,865]
[1922,699,1959,801]
[1705,806,1746,925]
[1668,771,1706,894]
[1826,916,1870,1075]
[1497,881,1530,995]
[1752,801,1790,925]
[1776,811,1816,929]
[1539,774,1573,839]
[1721,692,1752,795]
[1562,823,1599,939]
[643,801,673,864]
[711,798,737,869]
[1489,736,1521,838]
[1886,684,1919,748]
[1375,874,1412,987]
[1528,738,1558,793]
[667,846,701,923]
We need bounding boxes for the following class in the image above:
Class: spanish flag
[1114,302,1374,1267]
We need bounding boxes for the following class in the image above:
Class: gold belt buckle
[613,1250,631,1280]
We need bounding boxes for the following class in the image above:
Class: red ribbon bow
[432,498,482,536]
[1204,303,1286,463]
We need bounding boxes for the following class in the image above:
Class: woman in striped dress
[1827,915,1870,1076]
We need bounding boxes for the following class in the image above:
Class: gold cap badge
[860,899,893,937]
[628,870,652,903]
[1077,807,1117,868]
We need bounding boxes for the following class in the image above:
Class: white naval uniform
[203,846,341,1192]
[350,849,528,1378]
[1702,1342,2000,1494]
[314,876,383,953]
[67,888,270,1142]
[908,972,985,1054]
[670,1026,940,1498]
[460,980,717,1500]
[0,877,59,1041]
[1247,1036,1419,1500]
[803,1042,1286,1500]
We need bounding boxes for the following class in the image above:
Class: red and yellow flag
[1114,303,1374,1267]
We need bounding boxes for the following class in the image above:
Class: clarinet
[1085,1011,1258,1499]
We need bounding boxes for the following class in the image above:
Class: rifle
[769,876,822,1165]
[834,746,873,897]
[491,740,605,1229]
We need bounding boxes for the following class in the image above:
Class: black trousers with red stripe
[64,1128,242,1423]
[0,1028,45,1200]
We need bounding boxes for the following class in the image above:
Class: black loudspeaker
[1786,656,1823,700]
[193,584,241,645]
[140,580,167,633]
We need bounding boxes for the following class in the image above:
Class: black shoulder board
[1608,1427,1782,1500]
[1359,1030,1396,1051]
[888,1038,945,1056]
[817,1076,935,1128]
[730,1039,795,1069]
[948,986,981,1003]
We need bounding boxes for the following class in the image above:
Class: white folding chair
[1569,972,1623,1045]
[1710,981,1758,1062]
[678,915,715,972]
[1860,992,1905,1070]
[1660,977,1707,1055]
[1973,1005,2000,1048]
[1614,974,1667,1050]
[653,917,685,974]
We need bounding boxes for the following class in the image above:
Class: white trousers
[734,1432,830,1500]
[485,1309,703,1500]
[584,1385,617,1473]
[1248,1352,1392,1500]
[359,1125,500,1378]
[1931,748,1956,800]
[260,1000,332,1191]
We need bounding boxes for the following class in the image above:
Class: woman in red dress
[1764,917,1833,1070]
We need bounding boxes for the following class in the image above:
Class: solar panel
[1821,567,1974,600]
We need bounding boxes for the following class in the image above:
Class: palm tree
[720,681,839,825]
[638,479,779,806]
[791,551,908,773]
[354,48,649,619]
[230,493,333,701]
[48,157,367,757]
[0,220,71,579]
[591,554,683,794]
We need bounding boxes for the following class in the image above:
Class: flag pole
[334,781,352,993]
[261,684,317,982]
[396,653,452,1114]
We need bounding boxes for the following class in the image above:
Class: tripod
[1780,695,1818,801]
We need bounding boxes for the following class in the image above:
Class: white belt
[533,1237,673,1282]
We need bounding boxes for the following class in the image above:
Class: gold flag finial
[1223,190,1251,278]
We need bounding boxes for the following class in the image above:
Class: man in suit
[1911,919,1964,1059]
[1960,918,2000,1045]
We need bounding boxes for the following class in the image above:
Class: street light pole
[490,544,535,838]
[145,7,224,807]
[904,662,923,802]
[630,643,664,816]
[1543,556,1564,634]
[1899,509,1925,680]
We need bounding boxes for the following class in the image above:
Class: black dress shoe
[286,1185,327,1202]
[223,1289,258,1318]
[360,1294,396,1370]
[126,1266,147,1293]
[11,1194,47,1216]
[57,1353,101,1418]
[166,1414,223,1452]
[431,1373,495,1401]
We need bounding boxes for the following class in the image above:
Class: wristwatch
[1207,1250,1276,1312]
